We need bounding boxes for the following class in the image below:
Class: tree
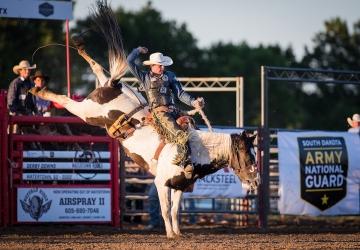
[0,19,67,92]
[70,2,202,93]
[197,42,297,126]
[300,18,360,130]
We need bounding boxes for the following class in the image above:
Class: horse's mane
[189,130,231,165]
[121,83,148,107]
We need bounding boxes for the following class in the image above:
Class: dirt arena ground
[0,217,359,249]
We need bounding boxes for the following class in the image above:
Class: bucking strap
[153,140,166,161]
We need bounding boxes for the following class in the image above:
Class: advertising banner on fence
[278,131,360,215]
[183,167,247,198]
[17,188,111,222]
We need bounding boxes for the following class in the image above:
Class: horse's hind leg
[77,49,108,87]
[171,189,183,237]
[29,87,69,106]
[155,180,175,239]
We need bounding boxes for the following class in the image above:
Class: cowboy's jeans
[152,110,184,140]
[148,183,161,227]
[152,110,189,165]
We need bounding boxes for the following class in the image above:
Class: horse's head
[229,131,260,191]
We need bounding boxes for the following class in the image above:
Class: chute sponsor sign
[18,188,111,222]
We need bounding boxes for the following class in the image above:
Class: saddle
[106,109,194,140]
[145,105,195,131]
[106,113,136,139]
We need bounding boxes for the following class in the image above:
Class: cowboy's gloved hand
[192,97,205,109]
[138,46,148,54]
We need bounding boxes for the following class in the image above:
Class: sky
[73,0,360,60]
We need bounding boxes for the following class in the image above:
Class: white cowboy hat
[143,52,173,66]
[347,113,360,127]
[13,60,36,74]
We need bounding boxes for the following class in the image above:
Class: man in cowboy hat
[7,60,37,116]
[127,46,204,182]
[347,113,360,133]
[31,70,52,117]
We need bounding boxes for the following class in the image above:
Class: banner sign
[0,0,73,20]
[24,150,110,159]
[278,131,360,215]
[298,136,348,210]
[23,162,110,170]
[23,173,110,181]
[18,188,111,222]
[183,168,247,198]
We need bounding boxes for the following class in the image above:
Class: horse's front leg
[155,179,175,239]
[171,189,183,236]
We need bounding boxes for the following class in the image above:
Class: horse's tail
[91,0,127,83]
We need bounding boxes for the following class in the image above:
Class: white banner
[0,0,73,20]
[23,162,110,170]
[18,188,111,222]
[24,151,110,159]
[183,168,247,198]
[278,131,360,215]
[23,173,110,181]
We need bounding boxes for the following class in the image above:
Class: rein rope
[187,108,213,132]
[31,43,112,76]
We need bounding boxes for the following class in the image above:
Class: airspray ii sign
[297,137,348,210]
[18,188,111,222]
[0,0,72,20]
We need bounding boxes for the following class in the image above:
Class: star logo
[321,194,329,205]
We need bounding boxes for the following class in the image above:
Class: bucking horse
[29,0,260,238]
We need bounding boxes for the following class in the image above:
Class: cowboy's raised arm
[127,47,148,88]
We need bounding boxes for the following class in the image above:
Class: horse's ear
[241,130,253,138]
[241,130,256,143]
[250,135,256,142]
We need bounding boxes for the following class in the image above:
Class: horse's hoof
[71,33,85,50]
[166,234,176,239]
[165,172,194,191]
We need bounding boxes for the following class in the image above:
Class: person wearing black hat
[31,70,52,117]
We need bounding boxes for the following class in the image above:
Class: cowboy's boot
[165,172,194,191]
